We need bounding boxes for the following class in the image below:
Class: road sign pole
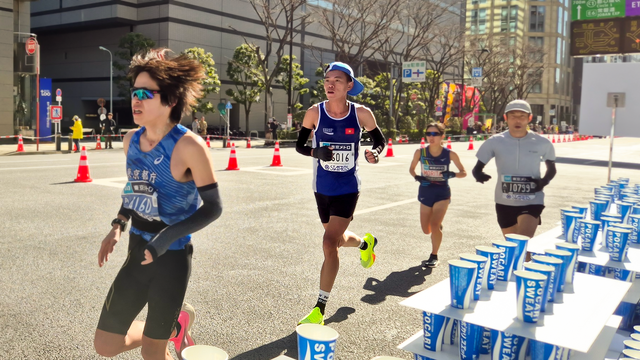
[608,102,616,182]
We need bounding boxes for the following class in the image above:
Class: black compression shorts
[314,192,359,224]
[96,233,193,340]
[495,203,545,229]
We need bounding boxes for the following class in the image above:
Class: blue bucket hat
[324,62,364,96]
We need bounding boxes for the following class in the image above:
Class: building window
[556,38,562,64]
[529,37,544,47]
[531,104,544,124]
[529,6,545,32]
[531,81,542,93]
[501,6,518,33]
[470,9,487,34]
[528,37,545,62]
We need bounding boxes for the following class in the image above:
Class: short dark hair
[107,113,113,116]
[426,122,446,135]
[129,48,205,124]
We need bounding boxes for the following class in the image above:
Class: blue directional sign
[472,67,483,78]
[225,101,232,109]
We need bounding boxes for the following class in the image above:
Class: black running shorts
[97,233,192,340]
[314,192,360,224]
[495,203,545,229]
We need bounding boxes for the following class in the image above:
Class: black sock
[429,253,438,260]
[315,290,330,315]
[359,240,368,250]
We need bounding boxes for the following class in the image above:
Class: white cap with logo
[505,100,532,114]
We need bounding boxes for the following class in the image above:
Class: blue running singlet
[420,145,451,187]
[122,124,200,250]
[312,101,362,196]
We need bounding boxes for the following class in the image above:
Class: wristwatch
[111,218,128,232]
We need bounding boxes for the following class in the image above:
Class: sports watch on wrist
[111,218,128,232]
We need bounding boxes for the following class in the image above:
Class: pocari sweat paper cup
[578,219,600,251]
[633,204,640,216]
[459,320,481,360]
[570,205,588,217]
[623,349,640,359]
[613,268,635,282]
[563,213,583,243]
[448,260,477,309]
[296,324,338,360]
[475,246,502,290]
[555,243,580,285]
[422,311,446,352]
[560,208,581,238]
[480,327,491,355]
[601,216,622,242]
[460,253,488,301]
[523,262,554,312]
[629,214,640,244]
[443,317,458,345]
[530,340,569,360]
[491,330,527,360]
[504,234,530,272]
[544,249,572,292]
[531,255,562,302]
[492,240,517,282]
[514,270,546,323]
[607,227,631,262]
[624,340,640,351]
[589,200,607,222]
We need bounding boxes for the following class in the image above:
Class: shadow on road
[555,157,640,170]
[50,181,81,185]
[360,265,432,305]
[230,307,354,359]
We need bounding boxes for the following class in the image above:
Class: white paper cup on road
[296,324,339,360]
[181,345,228,360]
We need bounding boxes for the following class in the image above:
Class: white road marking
[239,166,312,176]
[0,159,71,164]
[0,162,124,171]
[354,198,416,216]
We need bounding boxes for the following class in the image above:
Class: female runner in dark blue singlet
[409,122,466,268]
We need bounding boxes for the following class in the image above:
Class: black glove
[473,171,492,184]
[365,149,379,164]
[531,178,549,192]
[313,146,333,161]
[441,171,457,180]
[414,175,430,184]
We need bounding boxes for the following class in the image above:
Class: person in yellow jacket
[69,115,83,153]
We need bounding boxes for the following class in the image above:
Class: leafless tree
[233,0,311,130]
[509,40,546,100]
[421,23,465,127]
[311,0,403,75]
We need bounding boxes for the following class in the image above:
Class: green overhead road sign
[572,0,625,21]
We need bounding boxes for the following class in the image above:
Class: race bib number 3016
[502,175,536,201]
[320,142,355,172]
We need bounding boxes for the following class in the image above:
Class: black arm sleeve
[542,160,557,183]
[472,160,487,179]
[145,182,222,260]
[296,126,313,157]
[118,201,132,221]
[368,127,386,154]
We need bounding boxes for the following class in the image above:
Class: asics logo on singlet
[153,155,164,165]
[323,128,334,135]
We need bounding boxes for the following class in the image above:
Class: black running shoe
[421,255,439,268]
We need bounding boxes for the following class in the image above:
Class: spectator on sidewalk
[70,115,83,153]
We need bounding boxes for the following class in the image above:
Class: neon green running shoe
[298,307,324,325]
[360,233,378,268]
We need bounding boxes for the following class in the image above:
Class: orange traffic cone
[226,144,240,170]
[420,137,426,149]
[16,135,24,152]
[247,137,251,149]
[563,135,566,143]
[206,135,211,148]
[73,143,77,152]
[385,138,394,157]
[226,139,231,148]
[75,146,93,182]
[467,136,474,150]
[95,136,102,150]
[446,137,452,150]
[270,141,283,166]
[552,136,556,144]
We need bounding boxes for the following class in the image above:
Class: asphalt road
[1,137,639,360]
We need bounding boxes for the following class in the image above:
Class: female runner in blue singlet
[94,49,222,360]
[409,122,466,268]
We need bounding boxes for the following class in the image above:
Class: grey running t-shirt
[476,131,556,206]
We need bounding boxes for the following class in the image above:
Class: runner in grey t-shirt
[472,99,557,238]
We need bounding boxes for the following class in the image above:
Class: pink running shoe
[170,302,196,358]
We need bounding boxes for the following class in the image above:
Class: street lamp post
[99,46,113,115]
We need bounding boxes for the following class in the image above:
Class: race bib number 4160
[320,142,355,172]
[122,181,161,221]
[502,175,536,201]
